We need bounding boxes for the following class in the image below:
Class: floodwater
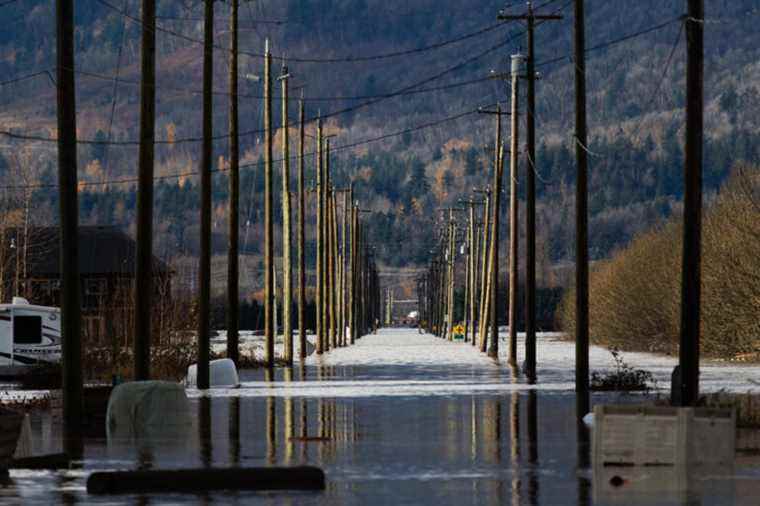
[3,329,760,505]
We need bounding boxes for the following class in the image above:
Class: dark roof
[3,226,170,276]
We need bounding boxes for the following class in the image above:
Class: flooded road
[6,329,760,505]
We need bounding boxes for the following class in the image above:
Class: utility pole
[279,63,293,366]
[574,0,590,417]
[198,0,215,389]
[263,39,274,368]
[499,2,562,380]
[677,0,704,407]
[325,143,334,351]
[316,118,324,354]
[509,54,524,367]
[477,104,507,357]
[467,200,476,343]
[340,189,349,345]
[447,210,456,341]
[135,0,156,380]
[328,186,337,349]
[56,0,83,447]
[489,141,504,358]
[477,189,491,351]
[349,205,357,342]
[471,220,481,346]
[297,93,307,360]
[227,0,240,366]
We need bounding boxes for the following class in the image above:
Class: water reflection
[199,395,211,468]
[229,396,240,465]
[527,391,539,506]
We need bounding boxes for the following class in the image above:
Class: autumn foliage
[559,165,760,359]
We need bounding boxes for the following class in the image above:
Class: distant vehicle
[0,297,61,376]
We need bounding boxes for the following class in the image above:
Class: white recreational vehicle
[0,297,61,375]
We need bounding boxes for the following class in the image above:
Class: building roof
[2,226,170,276]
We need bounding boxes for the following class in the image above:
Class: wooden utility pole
[573,0,590,416]
[677,0,704,407]
[297,94,307,360]
[446,210,456,341]
[489,141,504,358]
[463,218,470,342]
[227,0,240,366]
[56,0,83,445]
[328,187,337,349]
[316,118,324,354]
[477,190,491,351]
[134,0,156,380]
[467,200,476,343]
[324,142,333,351]
[279,64,293,366]
[509,53,524,366]
[263,39,275,368]
[499,2,562,380]
[197,0,214,389]
[486,106,505,359]
[348,202,359,344]
[471,220,481,346]
[340,189,349,345]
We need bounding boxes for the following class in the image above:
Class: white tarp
[186,358,240,388]
[106,381,192,440]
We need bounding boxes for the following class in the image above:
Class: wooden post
[677,0,704,407]
[279,64,293,366]
[350,202,357,344]
[324,145,333,351]
[478,192,491,350]
[297,94,306,360]
[134,0,156,380]
[471,221,481,346]
[315,118,323,354]
[263,40,274,368]
[463,224,470,342]
[340,190,348,345]
[328,188,337,350]
[468,200,476,343]
[488,112,503,359]
[197,0,214,389]
[499,1,562,380]
[446,211,456,341]
[56,0,83,446]
[509,54,523,366]
[227,0,240,366]
[573,0,590,416]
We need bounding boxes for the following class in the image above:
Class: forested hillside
[0,0,758,294]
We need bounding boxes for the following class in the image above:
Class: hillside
[1,0,759,291]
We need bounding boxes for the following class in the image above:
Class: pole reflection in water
[527,390,538,506]
[199,396,212,468]
[300,397,308,463]
[577,476,591,506]
[284,368,295,464]
[266,395,276,464]
[471,396,478,462]
[510,391,521,506]
[229,396,240,465]
[265,367,276,464]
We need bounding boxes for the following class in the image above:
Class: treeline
[558,165,760,359]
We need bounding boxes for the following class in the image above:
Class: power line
[0,102,491,190]
[535,15,684,69]
[95,0,510,64]
[0,28,526,146]
[70,66,494,102]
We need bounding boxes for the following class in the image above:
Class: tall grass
[559,165,760,359]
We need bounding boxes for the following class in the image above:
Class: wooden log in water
[87,466,326,494]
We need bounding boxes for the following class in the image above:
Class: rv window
[14,316,42,344]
